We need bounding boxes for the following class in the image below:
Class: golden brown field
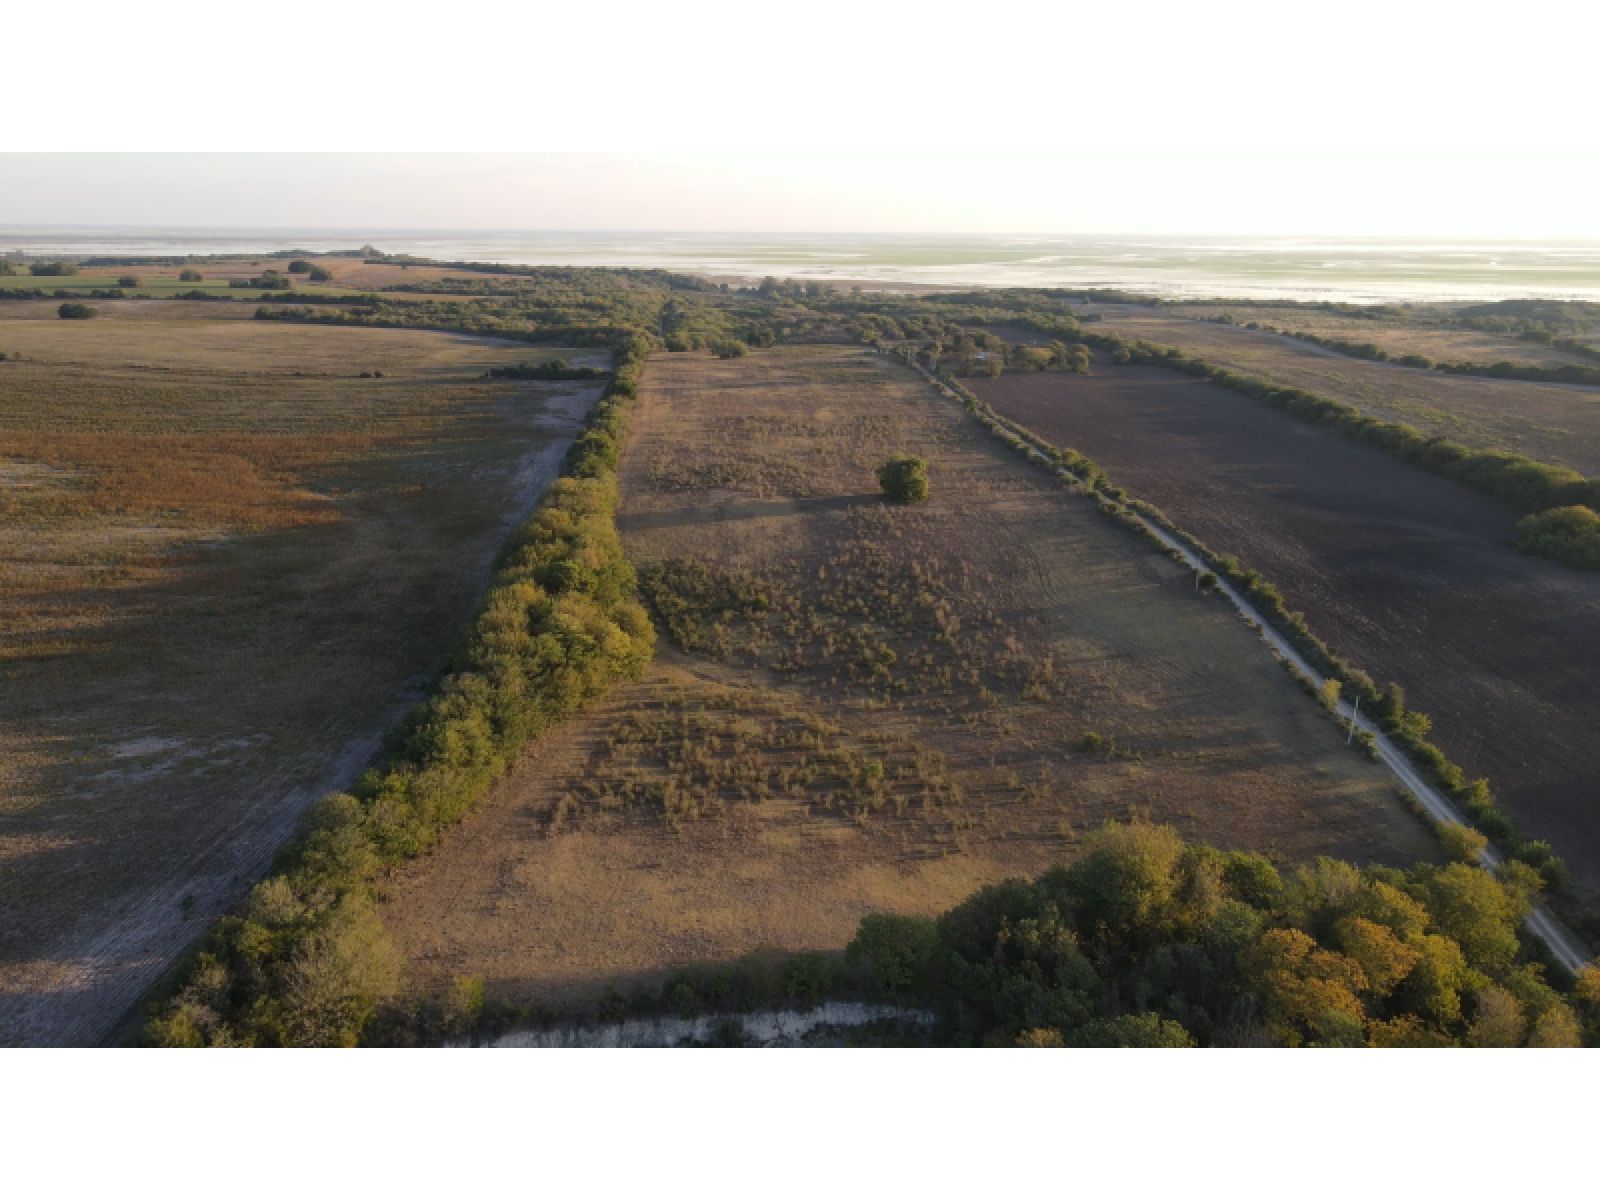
[0,302,607,1045]
[378,345,1437,1014]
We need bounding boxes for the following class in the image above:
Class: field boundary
[1216,315,1600,388]
[141,332,660,1046]
[1050,324,1600,565]
[895,350,1591,974]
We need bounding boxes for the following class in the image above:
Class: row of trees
[1234,318,1600,387]
[927,350,1560,894]
[147,334,657,1046]
[1085,332,1600,525]
[846,821,1592,1046]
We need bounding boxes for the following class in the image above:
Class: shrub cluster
[877,455,930,504]
[846,821,1586,1047]
[1514,505,1600,571]
[484,358,609,382]
[146,334,658,1047]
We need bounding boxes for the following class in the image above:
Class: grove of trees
[846,821,1589,1047]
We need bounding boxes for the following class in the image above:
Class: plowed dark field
[971,365,1600,898]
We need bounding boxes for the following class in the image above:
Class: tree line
[146,333,657,1047]
[916,351,1570,907]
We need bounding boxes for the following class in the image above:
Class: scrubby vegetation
[485,358,608,381]
[56,303,97,320]
[1514,505,1600,570]
[145,336,657,1047]
[846,822,1587,1046]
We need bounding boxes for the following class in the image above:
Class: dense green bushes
[57,303,97,320]
[848,822,1586,1046]
[146,334,657,1047]
[1514,505,1600,570]
[877,455,930,504]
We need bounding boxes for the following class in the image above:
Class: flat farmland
[970,365,1600,896]
[0,305,608,1045]
[1176,304,1597,371]
[1085,310,1600,474]
[378,345,1434,1015]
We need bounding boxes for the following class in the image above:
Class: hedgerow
[145,334,657,1047]
[904,350,1570,902]
[1079,330,1600,527]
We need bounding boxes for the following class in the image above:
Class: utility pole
[1346,693,1361,745]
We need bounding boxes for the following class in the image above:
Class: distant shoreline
[5,230,1600,305]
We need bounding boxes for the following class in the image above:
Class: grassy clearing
[377,345,1437,1019]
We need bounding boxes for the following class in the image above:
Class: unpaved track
[0,386,599,1047]
[912,361,1592,974]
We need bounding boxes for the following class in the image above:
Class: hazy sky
[3,154,1598,240]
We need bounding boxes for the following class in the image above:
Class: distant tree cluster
[230,270,290,290]
[57,303,97,320]
[484,358,608,382]
[29,261,78,276]
[847,821,1588,1047]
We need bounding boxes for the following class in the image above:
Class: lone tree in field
[878,455,930,505]
[57,303,97,320]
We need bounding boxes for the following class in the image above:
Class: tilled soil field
[1082,310,1600,475]
[972,365,1600,898]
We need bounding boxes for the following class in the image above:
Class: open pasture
[971,363,1600,897]
[378,345,1435,1015]
[0,304,606,1044]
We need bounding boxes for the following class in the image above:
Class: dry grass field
[379,345,1436,1014]
[971,363,1600,897]
[1083,310,1600,474]
[0,303,607,1045]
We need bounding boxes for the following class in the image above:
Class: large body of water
[4,227,1599,304]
